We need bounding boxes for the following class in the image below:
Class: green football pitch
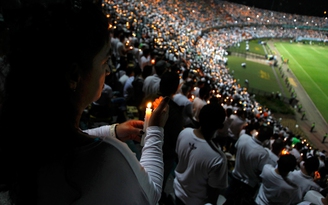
[274,42,328,123]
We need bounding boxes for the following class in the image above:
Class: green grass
[225,54,294,114]
[275,42,328,123]
[254,95,295,115]
[226,39,267,55]
[226,56,286,95]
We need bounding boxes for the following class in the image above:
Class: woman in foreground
[0,1,169,204]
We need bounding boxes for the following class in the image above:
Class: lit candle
[141,102,152,146]
[281,148,289,155]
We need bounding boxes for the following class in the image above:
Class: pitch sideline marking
[280,44,328,100]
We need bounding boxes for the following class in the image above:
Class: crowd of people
[1,0,328,204]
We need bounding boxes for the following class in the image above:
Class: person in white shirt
[123,65,135,105]
[265,137,285,167]
[174,103,228,205]
[139,48,152,71]
[288,156,323,198]
[118,71,129,89]
[173,83,195,128]
[228,108,247,154]
[192,85,210,125]
[142,59,168,98]
[215,108,234,152]
[223,121,271,204]
[299,190,328,205]
[289,142,303,165]
[130,41,142,66]
[110,30,120,67]
[116,33,130,70]
[255,154,302,205]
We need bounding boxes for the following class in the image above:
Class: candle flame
[281,149,289,155]
[147,102,152,109]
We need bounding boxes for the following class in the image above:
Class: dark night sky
[225,0,328,17]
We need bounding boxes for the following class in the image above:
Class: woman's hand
[148,96,170,128]
[116,120,144,142]
[115,97,169,142]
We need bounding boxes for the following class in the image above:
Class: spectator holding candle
[0,1,170,204]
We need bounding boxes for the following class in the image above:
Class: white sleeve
[83,125,164,204]
[139,126,164,205]
[82,125,111,139]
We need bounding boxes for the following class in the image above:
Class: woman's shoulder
[38,139,148,205]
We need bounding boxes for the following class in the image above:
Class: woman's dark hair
[0,1,109,203]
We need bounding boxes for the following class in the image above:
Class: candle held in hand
[141,102,152,146]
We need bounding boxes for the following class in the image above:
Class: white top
[140,55,151,71]
[265,147,279,167]
[216,115,234,138]
[173,93,192,107]
[142,74,160,97]
[302,190,325,205]
[255,164,302,205]
[232,134,270,188]
[118,74,129,88]
[37,126,164,205]
[289,148,302,164]
[191,86,200,97]
[123,76,135,100]
[287,169,323,197]
[110,37,119,59]
[116,41,126,60]
[174,128,228,205]
[173,93,193,126]
[192,97,207,122]
[131,47,141,64]
[229,114,247,140]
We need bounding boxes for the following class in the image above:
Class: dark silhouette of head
[277,154,297,177]
[199,103,226,140]
[272,138,285,156]
[159,71,180,97]
[304,156,320,176]
[155,60,169,77]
